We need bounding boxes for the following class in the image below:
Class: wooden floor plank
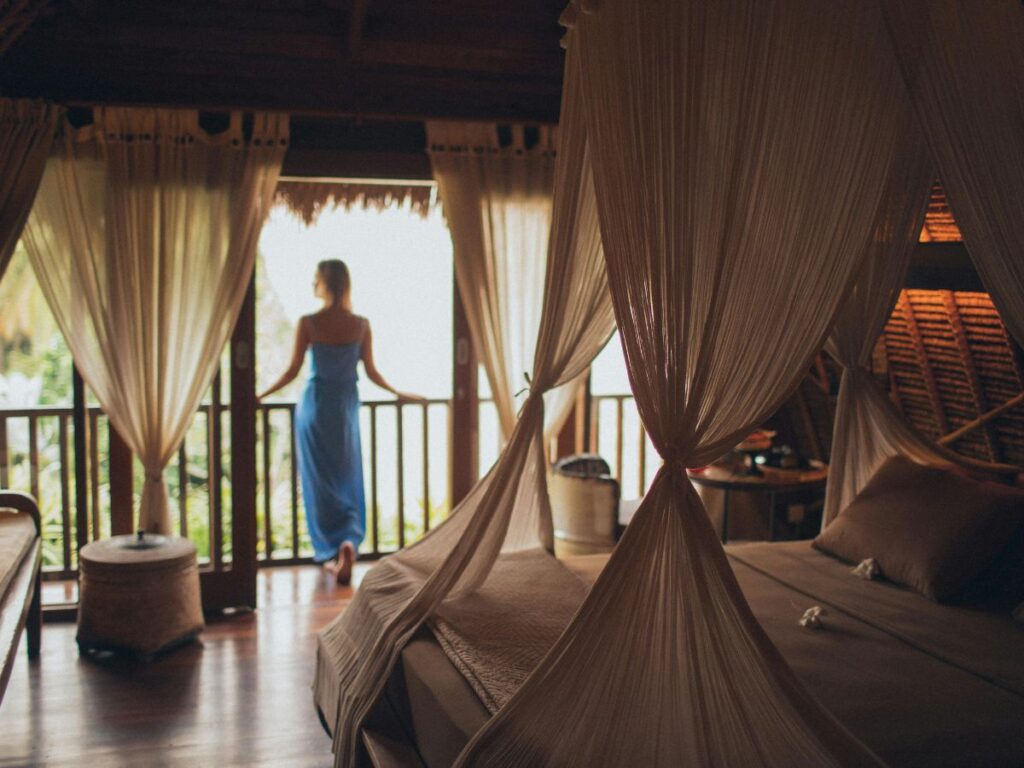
[0,565,366,767]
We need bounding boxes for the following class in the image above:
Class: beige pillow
[814,455,1024,602]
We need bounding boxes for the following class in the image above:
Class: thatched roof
[920,180,962,242]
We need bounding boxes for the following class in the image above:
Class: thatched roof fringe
[274,180,435,225]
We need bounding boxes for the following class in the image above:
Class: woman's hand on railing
[395,392,429,405]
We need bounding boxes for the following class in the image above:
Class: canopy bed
[313,0,1024,765]
[386,538,1024,768]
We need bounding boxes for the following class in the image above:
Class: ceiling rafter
[0,0,47,56]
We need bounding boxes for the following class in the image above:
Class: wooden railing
[256,398,453,564]
[588,393,653,499]
[0,393,646,596]
[0,398,454,586]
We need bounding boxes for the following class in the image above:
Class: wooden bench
[0,491,42,707]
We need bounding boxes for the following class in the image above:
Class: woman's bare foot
[335,541,355,586]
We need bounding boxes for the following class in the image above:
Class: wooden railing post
[229,276,258,608]
[451,278,478,507]
[72,367,90,553]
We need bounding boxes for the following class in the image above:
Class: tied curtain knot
[661,449,692,479]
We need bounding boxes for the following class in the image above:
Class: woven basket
[77,534,203,657]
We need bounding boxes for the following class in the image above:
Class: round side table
[688,463,828,543]
[77,533,204,659]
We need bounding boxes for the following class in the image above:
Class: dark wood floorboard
[0,565,368,767]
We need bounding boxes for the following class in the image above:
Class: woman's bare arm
[361,323,426,403]
[258,319,311,400]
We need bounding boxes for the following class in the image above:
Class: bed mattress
[389,541,1024,768]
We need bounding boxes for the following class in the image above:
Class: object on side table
[550,454,621,557]
[77,532,204,659]
[689,460,828,543]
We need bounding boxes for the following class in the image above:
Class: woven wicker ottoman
[77,533,204,659]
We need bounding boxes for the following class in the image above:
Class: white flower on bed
[799,605,826,629]
[851,558,881,581]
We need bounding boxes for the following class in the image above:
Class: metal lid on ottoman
[79,533,197,579]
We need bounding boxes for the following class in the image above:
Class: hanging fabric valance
[23,108,288,535]
[426,122,576,441]
[0,99,60,281]
[273,179,434,224]
[316,55,614,767]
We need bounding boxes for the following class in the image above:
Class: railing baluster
[0,417,7,488]
[590,398,600,454]
[60,415,74,557]
[178,437,188,538]
[89,411,100,540]
[209,372,223,570]
[422,402,430,532]
[370,404,379,555]
[28,415,39,508]
[638,422,647,498]
[61,415,74,573]
[289,405,299,560]
[615,397,624,484]
[261,405,273,560]
[445,401,453,519]
[396,403,405,549]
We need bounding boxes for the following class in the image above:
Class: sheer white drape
[23,108,287,534]
[883,0,1024,346]
[0,100,60,280]
[820,124,943,527]
[315,49,614,767]
[427,123,580,441]
[456,2,914,764]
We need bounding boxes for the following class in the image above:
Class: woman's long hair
[317,259,352,309]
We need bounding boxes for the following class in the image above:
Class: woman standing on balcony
[259,259,422,585]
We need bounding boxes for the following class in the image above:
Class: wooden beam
[348,0,368,59]
[0,12,564,123]
[0,0,48,56]
[907,243,985,292]
[941,290,1002,461]
[896,291,950,436]
[938,391,1024,447]
[0,58,562,123]
[282,149,431,181]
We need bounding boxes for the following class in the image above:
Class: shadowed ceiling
[0,0,566,123]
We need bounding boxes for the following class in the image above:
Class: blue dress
[295,342,366,562]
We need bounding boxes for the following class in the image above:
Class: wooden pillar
[554,376,590,460]
[229,276,258,609]
[108,422,134,536]
[451,277,478,507]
